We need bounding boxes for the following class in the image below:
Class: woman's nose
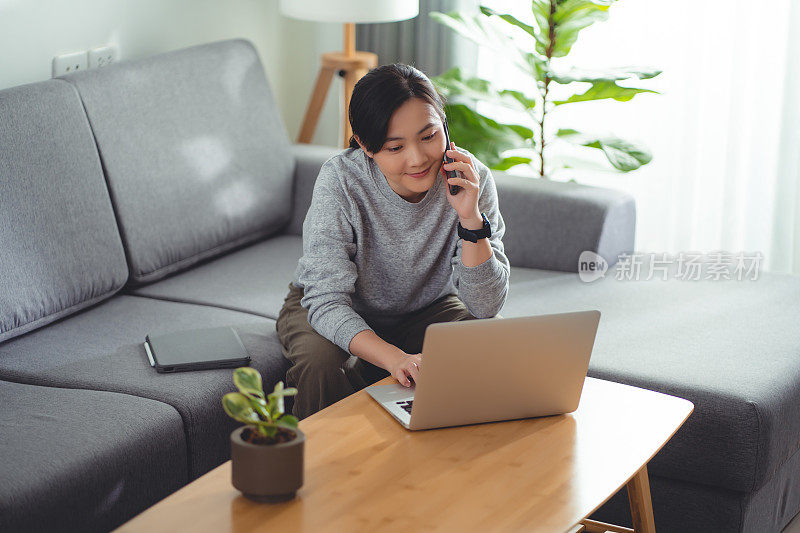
[407,144,426,166]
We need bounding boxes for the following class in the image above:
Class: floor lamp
[280,0,419,148]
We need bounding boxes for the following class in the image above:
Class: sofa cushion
[0,295,289,479]
[0,80,128,343]
[0,380,187,532]
[494,172,636,271]
[61,39,295,284]
[502,264,800,494]
[131,234,304,318]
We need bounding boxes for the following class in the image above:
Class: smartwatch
[457,212,492,243]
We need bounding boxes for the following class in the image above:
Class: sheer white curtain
[477,0,800,274]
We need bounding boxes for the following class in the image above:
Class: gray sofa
[0,39,798,532]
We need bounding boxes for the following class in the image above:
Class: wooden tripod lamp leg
[343,69,359,148]
[297,65,335,144]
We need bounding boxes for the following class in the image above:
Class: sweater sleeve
[296,164,373,354]
[450,153,511,318]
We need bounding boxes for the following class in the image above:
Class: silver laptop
[366,311,600,430]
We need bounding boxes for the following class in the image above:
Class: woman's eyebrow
[385,122,437,142]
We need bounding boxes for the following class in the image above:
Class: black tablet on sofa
[144,326,250,373]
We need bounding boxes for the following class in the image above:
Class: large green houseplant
[430,0,661,179]
[222,367,304,502]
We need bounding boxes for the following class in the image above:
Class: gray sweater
[292,147,510,354]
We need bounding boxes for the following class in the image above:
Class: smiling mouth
[407,164,433,178]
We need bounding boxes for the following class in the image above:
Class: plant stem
[540,80,549,179]
[539,0,557,179]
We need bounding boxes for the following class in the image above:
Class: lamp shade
[280,0,419,24]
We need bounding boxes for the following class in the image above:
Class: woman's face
[357,97,445,203]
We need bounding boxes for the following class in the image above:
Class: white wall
[0,0,343,147]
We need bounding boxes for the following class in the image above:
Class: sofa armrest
[494,171,636,272]
[285,144,341,236]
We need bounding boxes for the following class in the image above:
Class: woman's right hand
[389,352,422,387]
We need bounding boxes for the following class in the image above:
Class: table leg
[627,464,656,532]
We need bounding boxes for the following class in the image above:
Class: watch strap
[457,212,492,243]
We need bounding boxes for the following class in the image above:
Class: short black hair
[348,64,446,154]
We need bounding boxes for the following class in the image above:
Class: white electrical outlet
[88,45,119,69]
[52,51,88,78]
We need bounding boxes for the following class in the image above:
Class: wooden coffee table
[117,377,692,532]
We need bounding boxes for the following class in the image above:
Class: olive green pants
[276,283,479,420]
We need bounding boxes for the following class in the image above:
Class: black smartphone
[442,118,461,196]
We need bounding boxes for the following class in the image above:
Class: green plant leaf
[251,397,272,423]
[432,68,536,113]
[549,66,662,84]
[278,415,299,429]
[557,129,652,171]
[430,11,538,77]
[500,89,537,110]
[222,392,260,425]
[267,382,285,415]
[551,0,613,57]
[591,137,652,171]
[553,80,658,105]
[265,382,298,417]
[479,5,552,70]
[443,103,534,169]
[430,11,516,55]
[492,156,534,171]
[531,0,554,38]
[263,425,277,438]
[233,367,263,398]
[479,6,536,39]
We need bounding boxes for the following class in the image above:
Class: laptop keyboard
[396,400,413,414]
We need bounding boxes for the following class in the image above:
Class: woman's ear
[353,135,374,159]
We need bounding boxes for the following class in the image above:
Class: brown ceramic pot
[230,426,305,502]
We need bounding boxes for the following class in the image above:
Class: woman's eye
[423,132,437,141]
[387,146,402,152]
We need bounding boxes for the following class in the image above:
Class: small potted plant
[222,367,303,502]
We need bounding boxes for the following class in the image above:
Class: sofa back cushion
[62,39,295,285]
[0,80,129,343]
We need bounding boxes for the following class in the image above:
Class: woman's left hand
[441,142,482,226]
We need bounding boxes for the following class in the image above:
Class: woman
[276,64,510,419]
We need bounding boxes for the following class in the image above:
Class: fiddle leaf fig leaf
[531,0,553,36]
[500,89,537,110]
[493,156,534,171]
[430,11,538,75]
[552,0,613,57]
[443,103,534,169]
[480,6,537,39]
[222,393,260,425]
[592,137,652,171]
[556,128,581,137]
[557,129,652,171]
[430,11,517,55]
[233,367,263,398]
[433,68,537,112]
[479,6,551,72]
[553,80,659,105]
[549,66,662,85]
